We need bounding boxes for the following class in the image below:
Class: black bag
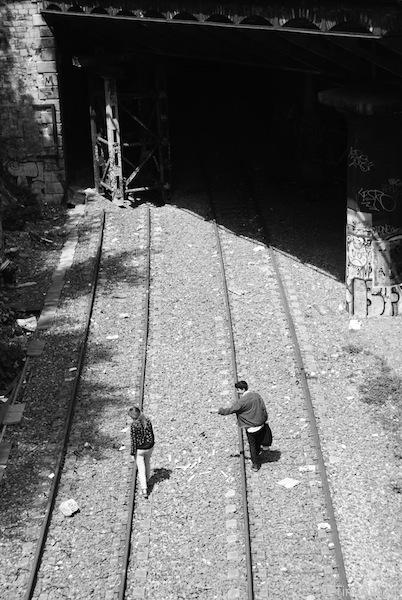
[262,422,273,447]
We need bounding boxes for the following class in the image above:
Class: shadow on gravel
[259,449,282,464]
[147,468,172,495]
[165,62,347,284]
[358,353,402,462]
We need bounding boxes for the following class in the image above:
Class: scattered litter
[59,499,79,517]
[84,442,93,449]
[312,304,327,316]
[118,313,130,319]
[15,282,37,288]
[48,473,55,479]
[305,371,317,379]
[106,334,119,341]
[337,303,345,312]
[0,396,7,404]
[220,470,229,479]
[167,454,172,462]
[317,522,331,531]
[328,542,335,549]
[277,478,300,489]
[120,427,128,433]
[346,395,354,400]
[176,463,191,470]
[68,367,77,372]
[298,465,316,473]
[228,288,245,296]
[118,445,126,451]
[348,319,361,331]
[253,246,264,252]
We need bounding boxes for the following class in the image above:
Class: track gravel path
[126,196,247,600]
[206,163,341,600]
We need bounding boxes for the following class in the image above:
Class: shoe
[251,463,260,472]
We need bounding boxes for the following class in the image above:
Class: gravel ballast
[0,151,400,600]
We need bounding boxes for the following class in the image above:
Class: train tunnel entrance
[44,6,402,316]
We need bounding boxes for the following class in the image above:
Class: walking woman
[129,406,155,498]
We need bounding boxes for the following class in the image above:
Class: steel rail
[203,168,255,600]
[117,205,152,600]
[23,209,106,600]
[246,172,351,600]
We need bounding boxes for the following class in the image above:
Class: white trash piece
[277,478,300,489]
[59,499,79,517]
[348,319,361,331]
[298,465,316,473]
[16,316,37,332]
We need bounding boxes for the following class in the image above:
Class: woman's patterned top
[130,416,155,455]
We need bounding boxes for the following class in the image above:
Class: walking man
[210,380,269,471]
[129,406,155,497]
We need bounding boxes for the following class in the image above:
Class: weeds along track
[21,209,106,600]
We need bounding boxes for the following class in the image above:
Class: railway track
[202,145,351,600]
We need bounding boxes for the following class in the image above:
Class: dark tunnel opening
[58,49,348,280]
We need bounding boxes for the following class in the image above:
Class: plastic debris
[277,478,300,489]
[253,246,264,252]
[118,313,130,319]
[15,282,37,288]
[106,334,119,340]
[59,499,79,517]
[298,465,316,473]
[317,522,331,531]
[349,319,361,331]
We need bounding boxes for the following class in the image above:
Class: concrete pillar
[319,88,402,317]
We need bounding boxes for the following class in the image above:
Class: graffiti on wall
[6,160,45,197]
[347,277,402,317]
[346,207,402,316]
[347,234,372,281]
[348,147,374,172]
[357,187,396,213]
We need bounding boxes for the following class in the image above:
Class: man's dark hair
[235,380,248,391]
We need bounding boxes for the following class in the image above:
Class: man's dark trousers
[246,427,265,466]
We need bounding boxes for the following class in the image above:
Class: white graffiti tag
[357,188,396,213]
[348,147,374,172]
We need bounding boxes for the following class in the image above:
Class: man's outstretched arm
[210,398,244,415]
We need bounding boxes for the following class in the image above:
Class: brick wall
[0,0,65,204]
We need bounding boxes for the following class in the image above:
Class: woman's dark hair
[128,406,146,425]
[235,380,248,391]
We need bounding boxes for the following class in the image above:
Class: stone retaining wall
[0,0,64,204]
